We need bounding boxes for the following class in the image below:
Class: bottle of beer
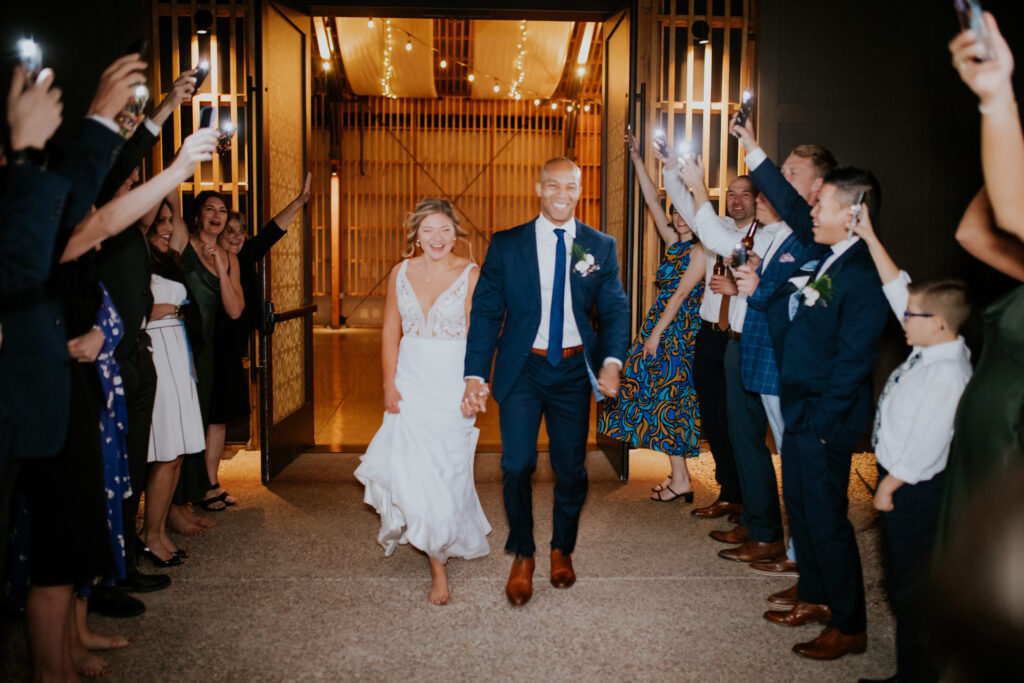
[732,218,761,267]
[713,255,726,276]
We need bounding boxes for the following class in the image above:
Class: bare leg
[25,584,75,682]
[427,557,450,605]
[74,596,131,651]
[669,455,693,492]
[141,459,182,557]
[69,595,112,677]
[167,504,207,535]
[203,423,236,505]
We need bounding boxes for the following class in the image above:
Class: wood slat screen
[332,97,603,298]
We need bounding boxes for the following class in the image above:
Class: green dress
[936,284,1024,544]
[173,242,223,504]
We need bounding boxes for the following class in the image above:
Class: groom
[463,157,629,606]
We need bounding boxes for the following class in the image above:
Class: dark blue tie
[547,228,567,366]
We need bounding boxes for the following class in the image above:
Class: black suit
[764,240,888,635]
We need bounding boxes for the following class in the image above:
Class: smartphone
[124,37,148,58]
[16,38,42,84]
[199,106,215,129]
[193,59,211,91]
[735,90,755,128]
[653,128,670,158]
[731,243,749,267]
[955,0,995,62]
[848,190,867,239]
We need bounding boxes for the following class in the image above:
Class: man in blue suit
[757,168,888,660]
[463,157,630,606]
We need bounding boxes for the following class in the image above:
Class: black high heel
[138,545,182,568]
[172,549,189,559]
[651,485,694,503]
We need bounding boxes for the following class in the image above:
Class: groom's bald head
[536,158,582,224]
[539,157,581,183]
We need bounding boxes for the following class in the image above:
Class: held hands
[460,378,490,417]
[597,362,622,398]
[67,327,104,363]
[728,112,758,152]
[384,384,403,414]
[949,12,1015,107]
[7,66,62,151]
[733,264,760,296]
[642,330,662,359]
[87,54,148,121]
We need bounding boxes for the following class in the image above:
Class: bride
[355,197,491,605]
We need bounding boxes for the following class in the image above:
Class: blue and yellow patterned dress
[598,239,703,457]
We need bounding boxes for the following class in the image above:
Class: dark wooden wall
[757,0,1024,377]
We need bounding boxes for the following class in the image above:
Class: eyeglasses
[902,310,935,323]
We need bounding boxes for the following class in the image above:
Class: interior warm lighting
[330,172,341,326]
[493,83,500,93]
[314,18,331,60]
[467,73,475,82]
[577,22,595,64]
[405,39,412,52]
[439,59,447,68]
[368,18,375,29]
[584,104,591,112]
[534,99,540,106]
[576,65,585,77]
[322,60,331,71]
[566,104,573,112]
[551,102,557,109]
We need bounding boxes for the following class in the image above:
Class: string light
[584,104,591,112]
[493,83,500,93]
[467,73,475,82]
[405,38,412,52]
[550,102,557,110]
[566,104,573,112]
[381,19,396,99]
[439,59,447,68]
[322,60,331,71]
[576,65,586,77]
[367,18,374,29]
[533,99,540,106]
[507,20,528,101]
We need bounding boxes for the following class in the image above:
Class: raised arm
[381,264,403,413]
[270,172,312,232]
[60,129,218,262]
[642,244,706,359]
[627,134,677,246]
[955,187,1024,282]
[165,189,190,254]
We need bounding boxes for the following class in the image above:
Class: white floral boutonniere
[800,274,834,307]
[572,243,600,277]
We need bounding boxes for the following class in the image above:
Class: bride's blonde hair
[402,197,470,258]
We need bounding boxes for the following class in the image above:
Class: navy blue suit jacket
[465,219,630,403]
[750,156,815,245]
[762,240,888,449]
[0,119,124,460]
[0,165,70,294]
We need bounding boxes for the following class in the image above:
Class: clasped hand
[461,379,489,417]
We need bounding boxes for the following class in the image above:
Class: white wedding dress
[354,260,491,562]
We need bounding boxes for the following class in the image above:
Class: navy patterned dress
[598,239,703,457]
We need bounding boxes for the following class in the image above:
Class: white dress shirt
[875,275,972,483]
[532,214,584,350]
[663,167,783,332]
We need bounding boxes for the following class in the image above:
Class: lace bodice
[396,260,476,340]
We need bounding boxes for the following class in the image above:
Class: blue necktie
[548,228,567,366]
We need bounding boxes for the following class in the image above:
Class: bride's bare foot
[182,504,216,529]
[428,557,450,605]
[168,504,206,536]
[73,643,112,677]
[79,629,133,651]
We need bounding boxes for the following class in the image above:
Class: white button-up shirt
[874,272,973,484]
[532,214,584,350]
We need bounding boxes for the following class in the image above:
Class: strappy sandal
[650,484,694,503]
[652,475,672,493]
[209,482,237,507]
[200,490,227,511]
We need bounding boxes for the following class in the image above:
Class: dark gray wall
[757,0,1024,374]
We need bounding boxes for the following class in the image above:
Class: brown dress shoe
[749,553,799,576]
[708,524,749,544]
[550,549,576,588]
[691,500,744,519]
[505,556,535,606]
[718,540,785,563]
[763,600,832,627]
[766,582,799,607]
[793,626,867,660]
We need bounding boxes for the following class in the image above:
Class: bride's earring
[416,240,421,249]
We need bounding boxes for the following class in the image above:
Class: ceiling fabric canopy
[470,21,573,100]
[335,18,438,98]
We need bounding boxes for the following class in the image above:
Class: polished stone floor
[312,327,597,451]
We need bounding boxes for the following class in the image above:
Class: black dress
[207,221,286,424]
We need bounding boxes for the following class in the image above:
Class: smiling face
[220,217,246,255]
[725,177,756,223]
[149,203,174,253]
[417,212,458,261]
[536,160,581,225]
[670,206,692,239]
[781,153,823,204]
[809,184,854,246]
[198,196,229,237]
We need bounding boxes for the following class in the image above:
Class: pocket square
[779,253,795,263]
[799,259,820,273]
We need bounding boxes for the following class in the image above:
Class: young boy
[853,212,973,683]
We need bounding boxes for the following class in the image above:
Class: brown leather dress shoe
[708,524,749,544]
[749,553,799,576]
[691,500,744,519]
[763,601,832,627]
[718,540,785,563]
[550,549,576,588]
[793,626,867,660]
[766,582,799,607]
[505,556,535,606]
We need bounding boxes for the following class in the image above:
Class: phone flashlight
[735,90,755,128]
[193,59,211,91]
[17,38,42,84]
[848,190,867,239]
[955,0,996,62]
[653,128,670,157]
[127,83,150,116]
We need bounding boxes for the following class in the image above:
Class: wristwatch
[174,304,182,318]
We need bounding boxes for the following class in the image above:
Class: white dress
[354,260,491,562]
[147,274,206,463]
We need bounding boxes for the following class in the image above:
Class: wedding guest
[667,154,788,564]
[936,9,1024,548]
[598,135,704,501]
[355,197,490,605]
[851,204,972,683]
[759,168,887,661]
[207,172,312,508]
